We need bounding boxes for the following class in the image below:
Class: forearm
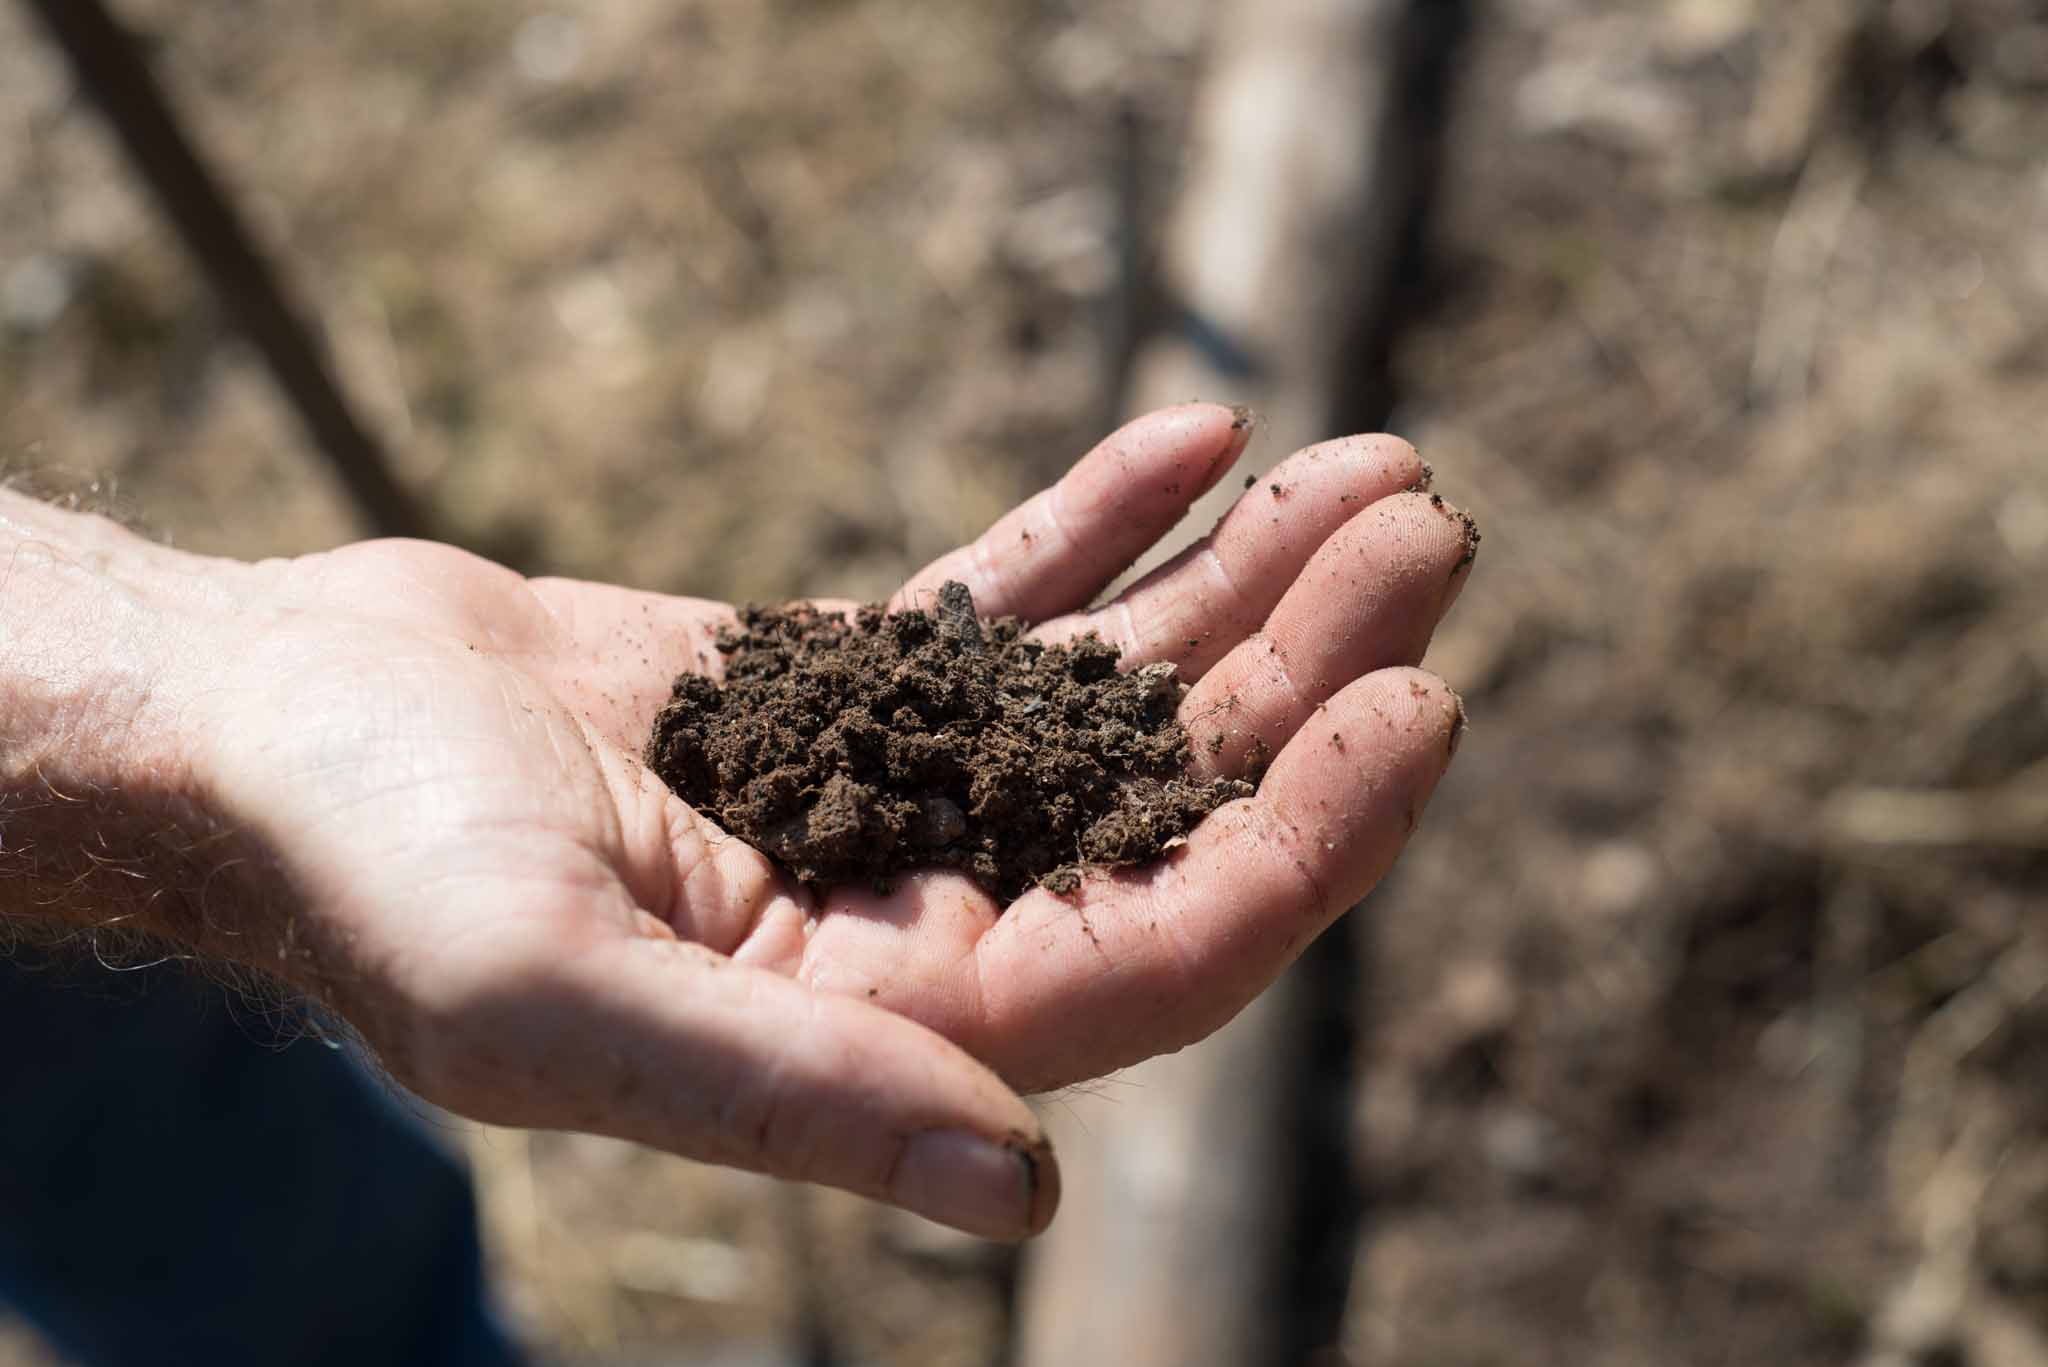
[0,490,266,955]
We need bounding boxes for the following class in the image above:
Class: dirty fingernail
[1205,403,1256,477]
[1430,493,1481,581]
[894,1129,1052,1241]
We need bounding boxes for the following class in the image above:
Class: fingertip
[1420,485,1481,561]
[1018,1127,1062,1237]
[1260,665,1464,840]
[892,1125,1061,1241]
[1376,666,1466,807]
[1369,486,1472,555]
[1376,434,1428,489]
[1355,664,1464,752]
[1222,401,1258,467]
[1321,432,1427,491]
[1384,664,1464,747]
[1379,433,1425,482]
[1318,489,1477,638]
[1446,678,1470,759]
[1432,490,1482,609]
[1119,400,1256,493]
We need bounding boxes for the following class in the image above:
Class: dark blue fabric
[0,954,526,1367]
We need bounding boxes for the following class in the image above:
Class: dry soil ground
[3,1,2044,1364]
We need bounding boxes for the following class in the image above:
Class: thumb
[399,928,1059,1241]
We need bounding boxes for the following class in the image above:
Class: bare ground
[2,1,2044,1364]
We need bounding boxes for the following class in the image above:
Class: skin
[0,403,1474,1241]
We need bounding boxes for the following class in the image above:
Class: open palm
[195,404,1473,1239]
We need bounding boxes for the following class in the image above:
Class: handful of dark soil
[645,582,1252,901]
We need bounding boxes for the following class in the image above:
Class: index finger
[889,403,1253,622]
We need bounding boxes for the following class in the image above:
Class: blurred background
[3,0,2046,1363]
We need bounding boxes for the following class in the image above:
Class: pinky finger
[962,666,1464,1090]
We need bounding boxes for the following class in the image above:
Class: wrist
[3,497,193,775]
[0,491,260,952]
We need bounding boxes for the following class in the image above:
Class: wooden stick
[1016,2,1473,1362]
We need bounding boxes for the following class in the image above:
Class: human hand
[0,404,1473,1240]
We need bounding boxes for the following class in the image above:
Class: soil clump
[645,581,1251,900]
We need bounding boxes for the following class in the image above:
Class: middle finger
[1032,432,1429,677]
[1180,489,1478,780]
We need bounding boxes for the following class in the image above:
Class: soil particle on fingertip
[1425,490,1483,571]
[645,581,1252,900]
